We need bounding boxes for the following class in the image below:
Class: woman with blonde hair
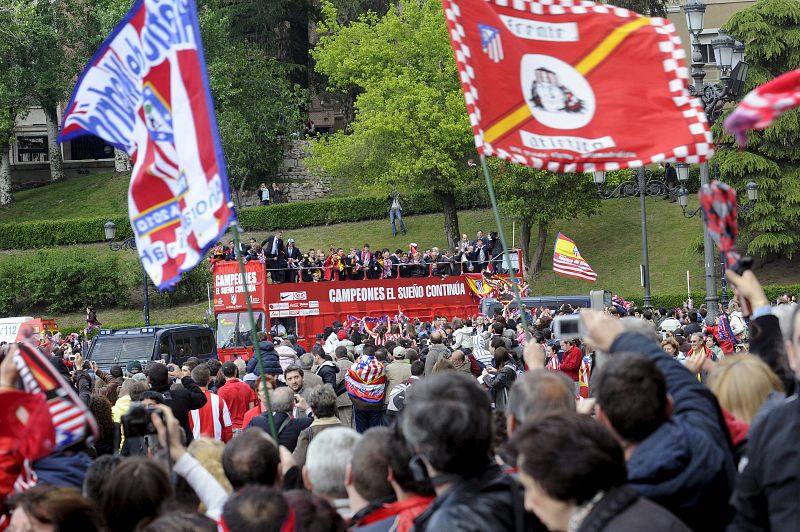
[706,354,784,425]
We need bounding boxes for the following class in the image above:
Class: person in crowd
[186,437,234,497]
[293,384,343,468]
[217,362,257,433]
[346,427,397,527]
[509,413,691,531]
[7,485,104,531]
[423,332,450,375]
[303,427,362,519]
[315,348,340,388]
[276,338,300,372]
[222,429,284,491]
[705,333,724,361]
[241,375,277,429]
[558,338,583,395]
[248,386,312,451]
[725,269,800,530]
[188,364,233,443]
[284,365,314,404]
[346,343,386,433]
[402,372,537,531]
[332,346,354,428]
[246,333,284,377]
[660,337,681,359]
[659,310,682,333]
[506,367,575,437]
[481,346,517,412]
[87,394,115,457]
[271,182,284,204]
[285,490,348,532]
[221,485,294,531]
[147,362,207,444]
[384,346,411,397]
[93,364,124,405]
[449,350,473,376]
[583,310,735,531]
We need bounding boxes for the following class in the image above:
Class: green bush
[0,216,132,250]
[626,284,800,309]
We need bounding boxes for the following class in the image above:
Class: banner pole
[479,155,531,340]
[230,222,279,443]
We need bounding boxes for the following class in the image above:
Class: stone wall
[239,139,332,208]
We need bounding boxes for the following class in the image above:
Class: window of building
[70,134,114,160]
[16,136,49,163]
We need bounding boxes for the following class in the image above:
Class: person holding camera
[147,362,207,444]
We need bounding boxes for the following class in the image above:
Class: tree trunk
[529,221,549,278]
[114,148,132,173]
[0,144,13,206]
[440,190,460,251]
[44,106,64,182]
[520,219,532,265]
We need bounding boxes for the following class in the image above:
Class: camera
[552,314,584,340]
[121,403,164,438]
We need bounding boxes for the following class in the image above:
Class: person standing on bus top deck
[261,231,285,283]
[388,191,407,237]
[284,238,301,283]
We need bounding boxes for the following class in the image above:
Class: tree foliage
[716,0,800,258]
[491,160,601,276]
[308,0,476,248]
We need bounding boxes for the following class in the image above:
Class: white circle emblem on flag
[521,54,596,130]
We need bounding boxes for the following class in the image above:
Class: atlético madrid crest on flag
[441,0,714,173]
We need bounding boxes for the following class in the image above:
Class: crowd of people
[209,230,510,283]
[0,268,798,531]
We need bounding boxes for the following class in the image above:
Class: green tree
[200,10,308,207]
[491,160,601,277]
[715,0,800,257]
[308,0,475,249]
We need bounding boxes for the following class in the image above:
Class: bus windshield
[216,312,265,349]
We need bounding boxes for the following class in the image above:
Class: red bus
[211,260,503,361]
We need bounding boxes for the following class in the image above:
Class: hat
[127,360,143,375]
[337,330,347,341]
[287,238,295,243]
[243,373,258,383]
[332,320,343,328]
[393,346,407,359]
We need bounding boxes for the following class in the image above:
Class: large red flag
[441,0,713,172]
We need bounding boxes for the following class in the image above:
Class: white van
[0,317,34,344]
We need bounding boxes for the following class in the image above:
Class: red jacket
[560,346,582,382]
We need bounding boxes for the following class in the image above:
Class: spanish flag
[553,233,597,282]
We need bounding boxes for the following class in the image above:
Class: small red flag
[441,0,713,172]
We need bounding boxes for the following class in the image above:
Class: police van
[86,324,217,371]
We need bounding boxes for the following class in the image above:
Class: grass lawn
[51,302,209,332]
[0,171,130,223]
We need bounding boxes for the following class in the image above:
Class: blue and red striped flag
[60,0,236,290]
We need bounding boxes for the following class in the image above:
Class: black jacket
[246,342,283,376]
[748,314,795,395]
[261,236,284,259]
[611,333,735,531]
[578,485,691,532]
[728,394,800,532]
[247,411,312,452]
[150,376,207,443]
[316,360,339,388]
[413,463,543,532]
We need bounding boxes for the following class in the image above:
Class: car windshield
[89,336,155,366]
[217,312,265,349]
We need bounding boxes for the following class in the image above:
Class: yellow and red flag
[441,0,713,172]
[553,232,597,281]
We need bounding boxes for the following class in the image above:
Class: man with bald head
[450,350,473,376]
[424,332,451,375]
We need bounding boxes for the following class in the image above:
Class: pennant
[578,354,592,398]
[441,0,713,172]
[12,343,98,451]
[553,232,597,282]
[59,0,236,290]
[724,68,800,146]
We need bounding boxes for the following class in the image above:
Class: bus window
[217,312,265,348]
[173,332,194,359]
[269,317,297,337]
[196,332,214,357]
[158,334,171,360]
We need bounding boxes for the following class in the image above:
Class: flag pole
[479,154,531,340]
[230,220,279,443]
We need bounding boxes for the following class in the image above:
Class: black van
[86,324,217,371]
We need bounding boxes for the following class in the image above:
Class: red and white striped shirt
[189,390,233,442]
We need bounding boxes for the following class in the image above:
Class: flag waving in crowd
[59,0,236,290]
[441,0,713,172]
[553,232,597,282]
[724,68,800,146]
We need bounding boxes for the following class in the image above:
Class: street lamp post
[681,0,750,322]
[593,168,664,308]
[104,220,150,326]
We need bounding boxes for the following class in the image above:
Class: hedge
[625,284,800,310]
[237,187,490,231]
[0,189,489,249]
[0,248,211,315]
[0,215,132,250]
